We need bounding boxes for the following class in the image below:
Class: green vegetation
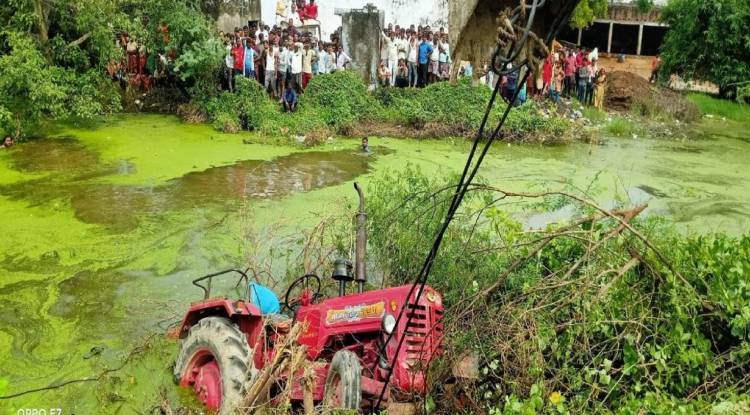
[570,0,608,29]
[365,167,750,414]
[199,71,573,143]
[660,0,750,99]
[688,93,750,123]
[605,118,638,137]
[0,0,223,137]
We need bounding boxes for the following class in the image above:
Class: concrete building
[335,4,384,86]
[556,1,668,79]
[215,0,263,33]
[557,0,668,57]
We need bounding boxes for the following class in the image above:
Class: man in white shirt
[380,30,398,86]
[302,41,316,89]
[265,39,280,98]
[290,42,303,92]
[397,32,408,63]
[336,46,351,71]
[407,33,418,87]
[438,34,451,80]
[429,34,440,84]
[325,44,337,73]
[278,40,292,98]
[225,40,235,92]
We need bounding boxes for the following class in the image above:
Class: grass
[606,117,638,137]
[687,93,750,123]
[581,106,607,123]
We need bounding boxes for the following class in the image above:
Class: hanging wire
[372,0,581,409]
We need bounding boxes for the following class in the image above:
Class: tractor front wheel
[174,316,255,415]
[322,350,362,410]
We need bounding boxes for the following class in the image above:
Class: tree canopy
[569,0,608,29]
[0,0,222,137]
[659,0,750,98]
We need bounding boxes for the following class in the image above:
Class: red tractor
[174,184,444,414]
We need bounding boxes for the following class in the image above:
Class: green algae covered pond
[1,114,749,414]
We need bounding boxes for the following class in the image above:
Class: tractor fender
[177,298,263,343]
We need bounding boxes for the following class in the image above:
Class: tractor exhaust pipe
[354,182,367,293]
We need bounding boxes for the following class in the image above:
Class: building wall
[217,0,262,33]
[339,6,384,86]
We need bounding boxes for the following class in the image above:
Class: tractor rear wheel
[322,350,362,410]
[174,316,256,415]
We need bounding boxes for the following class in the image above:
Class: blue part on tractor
[249,283,281,315]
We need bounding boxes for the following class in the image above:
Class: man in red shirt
[232,39,245,77]
[650,55,661,83]
[564,50,577,98]
[304,0,318,21]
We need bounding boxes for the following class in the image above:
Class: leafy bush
[660,0,750,99]
[198,70,572,144]
[301,70,378,131]
[365,167,750,414]
[206,77,276,132]
[0,32,121,137]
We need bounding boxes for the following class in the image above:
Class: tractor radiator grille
[404,303,443,361]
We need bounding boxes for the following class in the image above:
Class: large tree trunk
[33,0,52,62]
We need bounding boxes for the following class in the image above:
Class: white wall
[260,0,448,38]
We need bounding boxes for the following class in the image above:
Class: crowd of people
[477,46,609,110]
[106,23,174,92]
[221,19,352,112]
[376,23,452,88]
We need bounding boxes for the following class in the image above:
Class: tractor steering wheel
[282,274,322,312]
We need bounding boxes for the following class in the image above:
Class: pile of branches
[365,167,750,414]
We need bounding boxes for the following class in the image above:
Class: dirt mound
[605,71,700,122]
[605,71,654,111]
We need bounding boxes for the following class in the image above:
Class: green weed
[688,93,750,123]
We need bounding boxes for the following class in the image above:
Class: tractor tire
[174,316,256,415]
[323,350,362,410]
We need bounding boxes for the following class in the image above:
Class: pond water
[1,114,748,413]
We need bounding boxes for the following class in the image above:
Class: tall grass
[687,93,750,123]
[606,117,638,137]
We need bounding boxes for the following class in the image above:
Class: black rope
[372,0,578,408]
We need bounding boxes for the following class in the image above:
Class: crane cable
[372,0,581,409]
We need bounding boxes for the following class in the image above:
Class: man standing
[231,38,245,81]
[290,42,303,93]
[407,33,418,87]
[304,0,318,20]
[264,39,280,98]
[278,39,292,99]
[326,44,338,73]
[650,55,661,83]
[429,34,440,84]
[225,37,235,91]
[243,39,256,79]
[437,34,450,81]
[336,45,351,71]
[417,35,432,88]
[380,30,398,86]
[302,41,316,89]
[564,50,576,98]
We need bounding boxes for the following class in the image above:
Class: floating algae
[1,114,749,413]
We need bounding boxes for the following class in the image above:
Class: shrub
[301,70,378,131]
[205,77,276,132]
[364,167,750,414]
